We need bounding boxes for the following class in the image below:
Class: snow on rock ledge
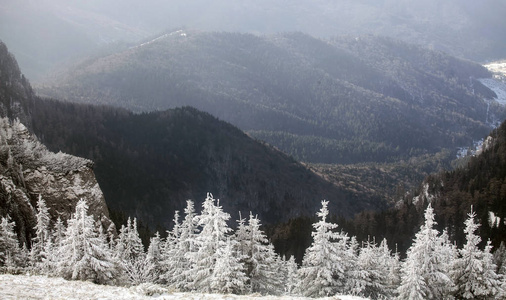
[0,118,112,245]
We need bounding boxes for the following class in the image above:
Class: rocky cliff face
[0,118,112,245]
[0,41,34,130]
[0,41,112,245]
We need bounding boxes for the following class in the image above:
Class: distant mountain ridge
[2,0,505,79]
[38,31,504,165]
[1,40,376,232]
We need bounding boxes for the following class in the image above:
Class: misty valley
[1,1,506,299]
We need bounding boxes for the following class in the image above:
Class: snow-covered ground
[478,78,506,106]
[0,274,369,300]
[484,61,506,78]
[480,60,506,106]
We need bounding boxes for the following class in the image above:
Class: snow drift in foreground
[0,274,369,300]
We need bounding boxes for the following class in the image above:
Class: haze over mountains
[38,31,504,166]
[1,0,506,256]
[1,41,373,231]
[1,0,506,80]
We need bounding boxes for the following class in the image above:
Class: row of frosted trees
[0,193,505,299]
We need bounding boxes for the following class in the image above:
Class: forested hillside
[38,32,502,167]
[272,119,506,257]
[1,40,376,232]
[32,100,374,229]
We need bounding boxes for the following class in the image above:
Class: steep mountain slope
[269,120,506,259]
[0,41,112,245]
[0,42,34,130]
[335,120,506,254]
[1,40,375,230]
[39,32,503,165]
[31,101,370,229]
[0,118,111,246]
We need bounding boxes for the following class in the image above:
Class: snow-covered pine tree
[239,212,283,295]
[115,217,154,285]
[40,216,66,274]
[39,238,56,273]
[451,208,503,299]
[147,232,162,265]
[378,238,400,298]
[186,193,235,293]
[123,254,158,285]
[297,200,344,297]
[493,241,506,275]
[106,223,116,251]
[30,195,51,266]
[210,238,248,294]
[342,236,365,296]
[160,210,182,287]
[397,257,427,300]
[437,229,457,288]
[348,238,385,298]
[397,204,452,300]
[234,212,249,260]
[483,240,504,297]
[175,200,200,290]
[115,217,144,262]
[284,255,299,295]
[146,231,163,283]
[0,215,22,268]
[56,199,117,284]
[52,216,65,247]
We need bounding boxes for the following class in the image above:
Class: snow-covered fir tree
[237,212,283,295]
[147,231,162,271]
[397,204,452,300]
[56,199,117,284]
[347,238,385,298]
[186,193,236,293]
[39,238,56,273]
[437,229,458,289]
[297,200,345,297]
[160,210,181,286]
[234,212,249,261]
[378,238,401,298]
[483,240,504,297]
[30,195,51,266]
[115,217,156,285]
[0,215,23,268]
[283,255,299,295]
[123,254,158,285]
[39,216,66,274]
[209,238,248,294]
[342,236,365,296]
[115,217,144,262]
[52,216,65,248]
[451,208,503,299]
[162,200,200,290]
[493,241,506,276]
[397,257,427,300]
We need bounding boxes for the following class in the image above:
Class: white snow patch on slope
[412,183,433,205]
[0,274,369,300]
[478,78,506,106]
[484,61,506,77]
[133,30,186,49]
[489,211,501,228]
